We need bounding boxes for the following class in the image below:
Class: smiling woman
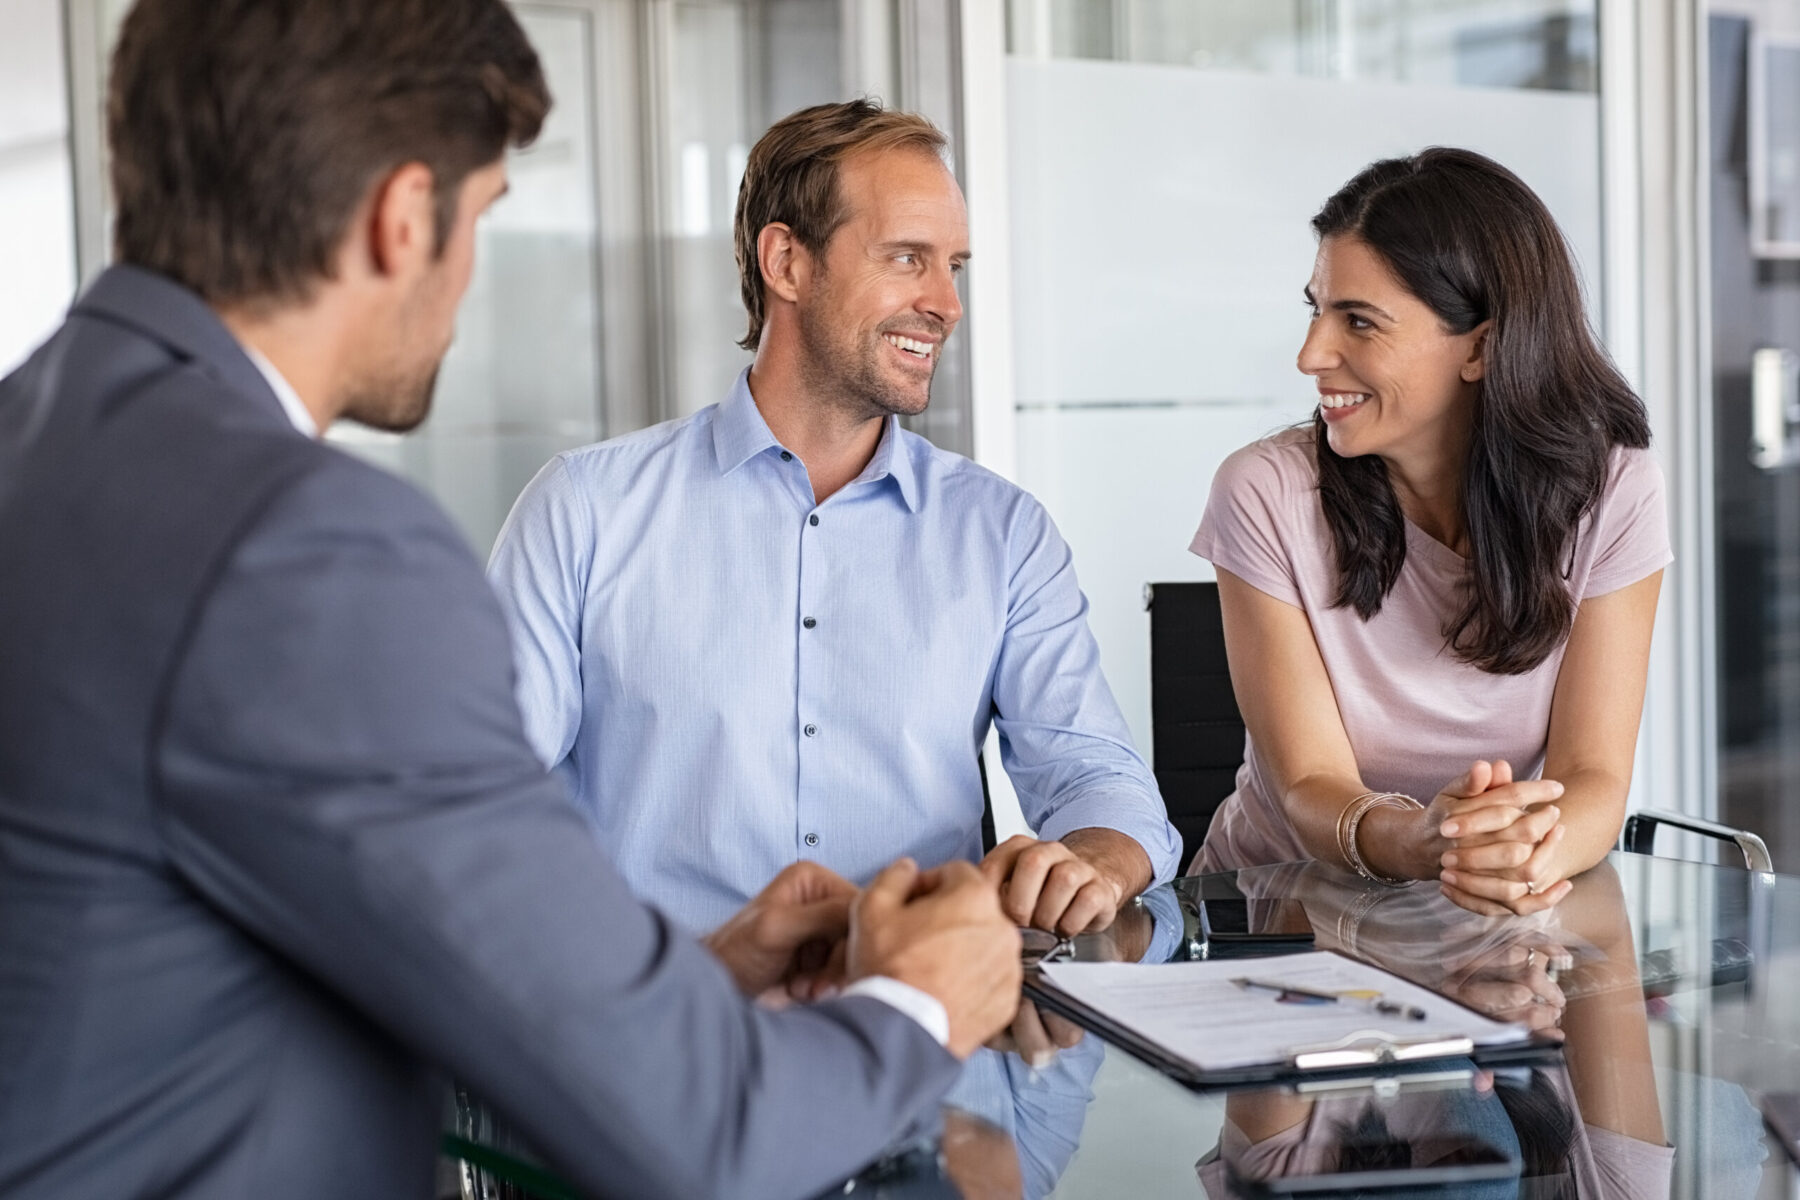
[1185,148,1671,920]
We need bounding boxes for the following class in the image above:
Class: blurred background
[4,0,1798,880]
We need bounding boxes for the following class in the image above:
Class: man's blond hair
[733,99,947,349]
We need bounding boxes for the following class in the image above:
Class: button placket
[795,496,825,858]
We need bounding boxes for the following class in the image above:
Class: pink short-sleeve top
[1188,426,1672,874]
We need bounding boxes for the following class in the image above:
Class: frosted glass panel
[1008,56,1602,752]
[1010,60,1603,411]
[1018,401,1295,754]
[1008,0,1595,92]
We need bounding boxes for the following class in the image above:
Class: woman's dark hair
[1311,148,1650,674]
[1492,1070,1578,1198]
[1332,1105,1414,1173]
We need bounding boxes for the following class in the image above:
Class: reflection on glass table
[443,853,1799,1198]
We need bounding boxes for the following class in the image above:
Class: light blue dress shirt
[488,370,1179,931]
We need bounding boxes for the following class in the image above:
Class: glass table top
[445,852,1800,1198]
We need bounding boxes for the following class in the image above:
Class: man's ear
[1460,318,1494,383]
[757,222,811,306]
[365,162,437,279]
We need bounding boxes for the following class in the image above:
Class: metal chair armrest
[1621,809,1774,872]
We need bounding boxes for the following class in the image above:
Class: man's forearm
[1060,827,1153,902]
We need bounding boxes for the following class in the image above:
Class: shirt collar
[710,367,921,513]
[241,344,319,438]
[710,368,782,473]
[860,410,919,512]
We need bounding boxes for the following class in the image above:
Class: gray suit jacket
[0,266,958,1200]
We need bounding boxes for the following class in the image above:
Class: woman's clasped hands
[1427,759,1570,916]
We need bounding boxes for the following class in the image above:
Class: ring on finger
[1524,879,1542,896]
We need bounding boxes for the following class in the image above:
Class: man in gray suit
[0,2,1021,1198]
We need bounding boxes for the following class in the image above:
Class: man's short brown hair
[733,99,948,350]
[107,0,551,307]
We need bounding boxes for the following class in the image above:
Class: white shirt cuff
[841,975,950,1048]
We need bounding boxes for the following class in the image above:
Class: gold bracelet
[1339,792,1423,886]
[1335,791,1385,866]
[1334,881,1396,953]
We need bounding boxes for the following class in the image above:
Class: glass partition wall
[1009,0,1595,86]
[65,0,971,556]
[1002,0,1606,759]
[1710,2,1800,874]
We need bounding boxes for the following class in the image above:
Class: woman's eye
[1346,313,1372,330]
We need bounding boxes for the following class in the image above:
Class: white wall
[0,0,77,375]
[1008,57,1604,755]
[1714,0,1800,36]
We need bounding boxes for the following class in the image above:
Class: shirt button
[803,723,818,737]
[802,616,817,629]
[804,832,820,847]
[808,514,819,527]
[780,450,793,461]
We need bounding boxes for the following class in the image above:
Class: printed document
[1040,950,1526,1072]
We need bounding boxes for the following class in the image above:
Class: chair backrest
[1146,581,1246,866]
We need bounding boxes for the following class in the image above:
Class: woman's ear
[1460,319,1494,383]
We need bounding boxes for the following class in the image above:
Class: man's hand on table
[986,997,1086,1068]
[702,860,857,999]
[703,856,1027,1058]
[848,858,1022,1059]
[980,829,1151,936]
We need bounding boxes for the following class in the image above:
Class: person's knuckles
[938,859,984,885]
[1475,847,1524,871]
[748,904,784,945]
[1012,851,1063,884]
[1061,900,1102,936]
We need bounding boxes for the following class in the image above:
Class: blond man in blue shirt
[489,99,1178,936]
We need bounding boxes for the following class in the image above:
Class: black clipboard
[1021,968,1561,1091]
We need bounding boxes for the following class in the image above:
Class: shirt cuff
[1035,796,1183,887]
[842,975,950,1047]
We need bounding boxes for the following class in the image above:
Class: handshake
[701,857,1025,1060]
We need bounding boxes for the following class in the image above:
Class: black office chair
[1145,581,1246,868]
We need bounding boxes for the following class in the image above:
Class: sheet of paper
[1040,950,1526,1072]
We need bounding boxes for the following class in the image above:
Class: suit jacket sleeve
[150,456,959,1200]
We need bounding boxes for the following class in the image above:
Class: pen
[1232,976,1428,1021]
